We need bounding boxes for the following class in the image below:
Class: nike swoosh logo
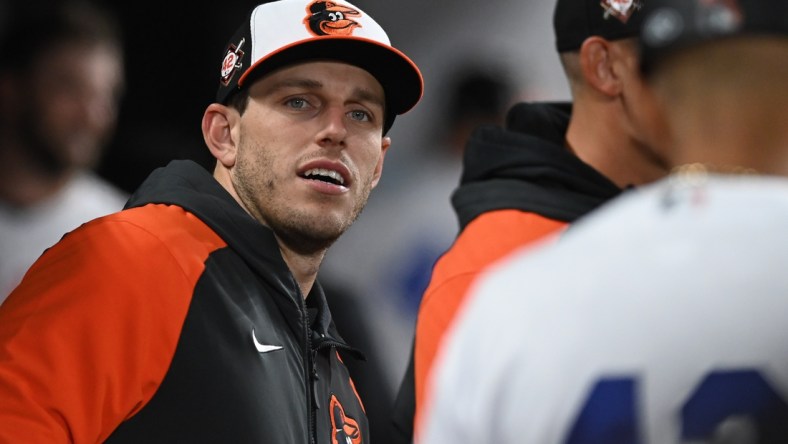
[252,329,283,353]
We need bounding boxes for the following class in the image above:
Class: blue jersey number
[566,370,788,443]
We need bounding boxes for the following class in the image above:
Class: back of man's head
[554,0,646,53]
[553,0,649,94]
[640,0,788,105]
[639,0,788,75]
[639,0,788,172]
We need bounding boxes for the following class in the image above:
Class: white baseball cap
[216,0,424,133]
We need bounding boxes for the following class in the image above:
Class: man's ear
[579,36,623,97]
[370,136,391,189]
[202,103,239,168]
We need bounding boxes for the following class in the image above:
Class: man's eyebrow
[351,87,385,109]
[260,77,384,108]
[264,77,324,92]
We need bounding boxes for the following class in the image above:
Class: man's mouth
[301,168,346,186]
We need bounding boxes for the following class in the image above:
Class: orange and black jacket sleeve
[0,205,225,443]
[413,209,567,430]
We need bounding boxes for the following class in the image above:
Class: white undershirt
[0,172,127,301]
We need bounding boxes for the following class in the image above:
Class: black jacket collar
[126,160,299,300]
[452,102,622,229]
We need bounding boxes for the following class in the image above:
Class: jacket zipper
[300,285,361,443]
[297,290,315,444]
[310,337,361,444]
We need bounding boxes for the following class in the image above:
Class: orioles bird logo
[304,1,362,36]
[329,394,362,444]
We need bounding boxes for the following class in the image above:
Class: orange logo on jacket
[304,1,362,36]
[330,394,362,444]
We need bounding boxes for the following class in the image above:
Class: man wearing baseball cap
[0,1,422,442]
[422,0,788,442]
[393,0,670,440]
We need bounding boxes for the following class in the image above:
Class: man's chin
[278,230,340,256]
[273,219,350,256]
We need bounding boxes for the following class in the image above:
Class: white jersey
[422,174,788,444]
[0,172,127,301]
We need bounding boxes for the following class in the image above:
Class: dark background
[93,1,261,192]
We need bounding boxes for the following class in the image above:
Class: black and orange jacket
[391,102,622,441]
[0,160,368,444]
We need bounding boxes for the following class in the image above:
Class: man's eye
[349,110,370,122]
[286,98,308,109]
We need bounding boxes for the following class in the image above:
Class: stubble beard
[273,184,371,256]
[233,144,373,256]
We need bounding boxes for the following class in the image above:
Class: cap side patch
[601,0,644,24]
[221,38,246,86]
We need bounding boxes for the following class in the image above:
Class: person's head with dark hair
[439,64,515,155]
[447,69,513,126]
[0,0,125,206]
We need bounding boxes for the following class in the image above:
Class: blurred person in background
[0,0,126,300]
[392,0,672,440]
[423,0,788,441]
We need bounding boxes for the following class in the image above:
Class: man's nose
[316,105,348,147]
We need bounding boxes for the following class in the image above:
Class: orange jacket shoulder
[0,204,225,443]
[414,209,567,422]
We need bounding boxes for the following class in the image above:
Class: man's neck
[277,241,326,299]
[668,99,788,178]
[213,166,329,298]
[566,101,668,188]
[674,131,788,178]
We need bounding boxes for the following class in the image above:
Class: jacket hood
[452,102,621,229]
[124,160,356,343]
[125,160,296,292]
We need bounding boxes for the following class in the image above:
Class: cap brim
[238,36,423,116]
